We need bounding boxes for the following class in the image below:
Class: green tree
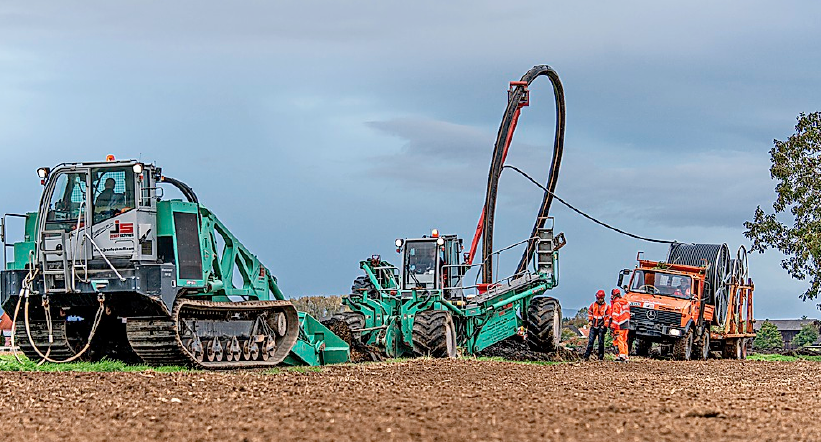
[791,322,819,347]
[744,112,821,308]
[753,320,784,350]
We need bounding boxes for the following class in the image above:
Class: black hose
[480,65,565,283]
[160,176,199,204]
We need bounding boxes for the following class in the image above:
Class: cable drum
[666,243,731,327]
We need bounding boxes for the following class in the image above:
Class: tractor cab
[395,229,465,298]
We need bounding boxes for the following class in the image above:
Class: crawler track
[13,319,77,361]
[126,298,299,369]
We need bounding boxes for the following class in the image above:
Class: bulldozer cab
[36,159,160,292]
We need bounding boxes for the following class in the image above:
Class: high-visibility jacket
[610,298,630,331]
[587,301,611,328]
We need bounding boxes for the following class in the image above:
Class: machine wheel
[693,330,710,360]
[672,329,694,361]
[635,338,652,357]
[526,297,562,352]
[722,339,739,359]
[331,312,366,342]
[351,276,377,296]
[412,310,457,358]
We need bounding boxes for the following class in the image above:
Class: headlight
[669,329,682,337]
[395,239,404,248]
[37,167,50,179]
[436,237,445,246]
[132,163,144,174]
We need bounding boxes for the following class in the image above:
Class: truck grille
[630,307,681,328]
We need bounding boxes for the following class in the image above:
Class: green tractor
[0,157,348,368]
[334,64,570,359]
[334,225,565,358]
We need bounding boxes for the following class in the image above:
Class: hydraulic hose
[479,65,566,283]
[160,176,199,204]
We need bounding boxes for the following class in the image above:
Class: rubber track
[526,297,561,352]
[411,310,454,357]
[125,298,299,369]
[481,65,566,283]
[14,319,77,362]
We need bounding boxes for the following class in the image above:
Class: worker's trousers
[583,326,607,360]
[612,329,629,359]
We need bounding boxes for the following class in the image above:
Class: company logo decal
[646,310,657,320]
[110,221,135,239]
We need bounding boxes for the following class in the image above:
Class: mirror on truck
[617,269,631,289]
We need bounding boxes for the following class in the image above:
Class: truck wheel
[635,338,652,357]
[722,339,742,359]
[330,312,366,342]
[526,297,562,352]
[693,331,710,360]
[412,310,457,358]
[672,329,694,360]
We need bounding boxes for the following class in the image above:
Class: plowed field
[2,359,819,441]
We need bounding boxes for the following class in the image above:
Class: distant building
[753,319,821,350]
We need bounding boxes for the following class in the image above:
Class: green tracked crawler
[0,158,348,368]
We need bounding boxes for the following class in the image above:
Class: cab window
[92,167,135,224]
[45,172,88,232]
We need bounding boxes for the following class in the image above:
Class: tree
[753,320,784,350]
[791,322,820,347]
[744,112,821,309]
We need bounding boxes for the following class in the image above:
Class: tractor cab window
[404,241,438,288]
[92,167,135,224]
[630,270,694,299]
[45,172,88,232]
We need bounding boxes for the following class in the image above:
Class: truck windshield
[630,270,693,299]
[404,241,438,288]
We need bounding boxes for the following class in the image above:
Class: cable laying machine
[334,65,570,358]
[0,157,348,368]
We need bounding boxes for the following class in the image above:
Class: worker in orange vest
[583,290,610,361]
[609,288,630,361]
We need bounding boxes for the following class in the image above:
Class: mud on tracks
[1,358,819,442]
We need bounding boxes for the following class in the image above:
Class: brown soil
[1,359,819,441]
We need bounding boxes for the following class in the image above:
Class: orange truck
[616,243,755,360]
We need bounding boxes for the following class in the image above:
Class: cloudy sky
[1,1,819,317]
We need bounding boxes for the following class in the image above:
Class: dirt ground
[2,359,819,442]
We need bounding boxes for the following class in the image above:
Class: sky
[1,1,820,318]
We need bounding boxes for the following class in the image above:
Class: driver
[414,246,437,274]
[674,278,692,297]
[95,178,125,210]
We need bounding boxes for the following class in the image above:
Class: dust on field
[1,358,819,442]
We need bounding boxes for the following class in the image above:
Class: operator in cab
[94,177,126,222]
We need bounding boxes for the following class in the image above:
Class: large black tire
[526,297,562,352]
[351,276,377,296]
[331,312,366,342]
[635,338,652,357]
[693,330,710,360]
[672,329,694,361]
[412,310,457,358]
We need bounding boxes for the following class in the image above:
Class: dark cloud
[0,1,818,317]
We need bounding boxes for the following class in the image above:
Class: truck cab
[620,260,713,359]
